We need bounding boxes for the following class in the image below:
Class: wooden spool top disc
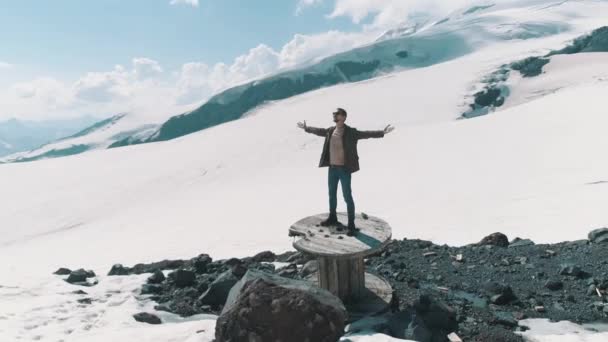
[289,212,392,259]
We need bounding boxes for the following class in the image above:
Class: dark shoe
[346,223,360,236]
[320,215,338,227]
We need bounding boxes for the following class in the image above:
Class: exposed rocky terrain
[53,228,608,341]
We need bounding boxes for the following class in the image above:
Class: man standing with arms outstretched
[297,107,394,236]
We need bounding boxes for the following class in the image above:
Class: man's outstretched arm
[356,124,395,139]
[297,120,328,137]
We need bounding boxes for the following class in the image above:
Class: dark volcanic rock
[198,269,242,306]
[559,263,588,279]
[509,238,535,248]
[108,264,130,276]
[167,269,196,288]
[544,280,563,291]
[141,284,163,295]
[412,294,458,339]
[133,312,162,324]
[53,267,71,275]
[251,250,276,262]
[147,270,166,284]
[483,282,516,305]
[477,232,509,247]
[65,268,96,285]
[588,228,608,244]
[510,56,550,77]
[387,309,432,341]
[215,270,346,342]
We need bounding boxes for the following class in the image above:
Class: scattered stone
[167,269,196,288]
[559,264,588,278]
[387,309,431,341]
[545,280,563,291]
[147,270,166,284]
[108,264,130,276]
[65,269,96,285]
[477,233,509,247]
[141,284,163,295]
[509,238,535,248]
[588,228,608,244]
[77,298,92,304]
[53,267,71,275]
[198,269,242,306]
[252,250,276,262]
[133,312,162,324]
[300,260,318,278]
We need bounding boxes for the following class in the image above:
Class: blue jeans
[328,166,355,225]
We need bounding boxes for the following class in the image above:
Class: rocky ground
[54,228,608,341]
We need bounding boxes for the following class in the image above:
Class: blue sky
[0,0,450,121]
[0,0,359,78]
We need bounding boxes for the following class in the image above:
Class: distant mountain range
[0,116,101,157]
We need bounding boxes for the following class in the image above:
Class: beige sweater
[329,126,345,165]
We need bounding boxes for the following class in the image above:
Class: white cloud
[0,28,375,119]
[327,0,472,30]
[169,0,199,7]
[174,31,374,105]
[133,58,163,79]
[0,61,12,69]
[296,0,324,15]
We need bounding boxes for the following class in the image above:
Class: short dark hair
[333,108,347,117]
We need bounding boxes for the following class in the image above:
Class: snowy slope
[2,0,608,341]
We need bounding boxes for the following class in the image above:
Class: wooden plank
[289,212,392,258]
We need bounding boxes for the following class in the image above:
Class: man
[297,107,394,236]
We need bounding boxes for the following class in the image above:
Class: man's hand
[297,120,307,130]
[383,124,395,134]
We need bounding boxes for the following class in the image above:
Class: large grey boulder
[215,270,347,342]
[589,228,608,243]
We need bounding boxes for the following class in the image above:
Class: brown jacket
[304,124,384,173]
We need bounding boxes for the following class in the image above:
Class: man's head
[332,107,347,124]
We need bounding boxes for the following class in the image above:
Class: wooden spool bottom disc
[307,271,393,322]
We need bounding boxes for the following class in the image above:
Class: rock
[387,309,432,341]
[66,269,96,284]
[198,269,241,306]
[252,250,276,262]
[300,260,319,278]
[108,264,130,276]
[215,270,346,342]
[588,228,608,243]
[130,259,185,275]
[509,238,535,248]
[412,294,458,339]
[77,297,92,304]
[167,269,196,288]
[493,311,518,327]
[477,233,509,248]
[483,282,516,305]
[133,312,162,324]
[72,290,87,295]
[147,270,166,284]
[191,254,212,273]
[141,284,163,295]
[559,264,589,279]
[53,267,71,275]
[545,280,563,291]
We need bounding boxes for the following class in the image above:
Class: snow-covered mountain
[0,116,100,158]
[2,0,608,341]
[0,113,160,163]
[120,0,581,146]
[7,0,596,164]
